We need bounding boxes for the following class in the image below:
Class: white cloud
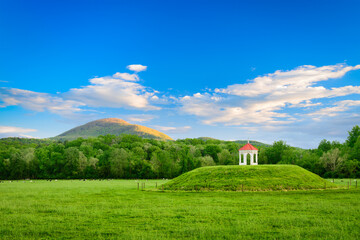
[216,64,360,97]
[0,126,36,134]
[181,63,360,126]
[127,64,147,72]
[112,72,139,81]
[0,87,86,118]
[308,100,360,117]
[0,126,37,138]
[125,114,156,123]
[0,65,161,118]
[152,125,191,133]
[66,73,160,110]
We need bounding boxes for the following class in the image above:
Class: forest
[0,125,359,180]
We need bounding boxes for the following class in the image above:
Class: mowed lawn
[0,180,359,239]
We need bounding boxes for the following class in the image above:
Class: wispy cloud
[180,64,360,126]
[152,125,191,134]
[0,126,37,138]
[125,114,156,123]
[0,88,86,118]
[308,100,360,117]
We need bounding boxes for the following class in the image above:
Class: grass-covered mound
[163,165,336,191]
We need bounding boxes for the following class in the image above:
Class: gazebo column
[243,153,247,165]
[250,153,254,165]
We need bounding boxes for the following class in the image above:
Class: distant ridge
[54,118,173,141]
[233,140,271,147]
[196,137,270,147]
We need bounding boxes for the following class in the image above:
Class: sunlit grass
[0,179,359,239]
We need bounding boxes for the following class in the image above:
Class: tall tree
[109,148,128,178]
[346,125,360,148]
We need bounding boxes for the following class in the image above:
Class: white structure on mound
[239,141,258,165]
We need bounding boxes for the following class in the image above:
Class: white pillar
[250,153,254,165]
[239,152,247,165]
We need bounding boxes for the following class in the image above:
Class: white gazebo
[239,141,258,165]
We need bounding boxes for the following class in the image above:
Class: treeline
[0,126,359,179]
[259,125,360,178]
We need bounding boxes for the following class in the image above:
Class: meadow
[0,179,359,239]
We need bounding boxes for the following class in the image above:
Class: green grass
[326,178,359,188]
[163,165,337,191]
[0,179,359,239]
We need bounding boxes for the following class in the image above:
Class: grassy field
[0,180,360,239]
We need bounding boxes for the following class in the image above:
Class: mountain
[54,118,173,141]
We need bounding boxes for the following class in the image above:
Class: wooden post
[137,182,139,190]
[156,182,157,188]
[348,181,350,190]
[162,185,164,191]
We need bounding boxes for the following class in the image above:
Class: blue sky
[1,0,360,148]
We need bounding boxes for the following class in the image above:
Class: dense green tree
[318,139,332,155]
[109,148,128,178]
[198,156,215,167]
[346,125,360,148]
[204,144,222,163]
[63,147,82,178]
[265,141,290,164]
[320,148,343,175]
[9,148,27,179]
[218,149,233,165]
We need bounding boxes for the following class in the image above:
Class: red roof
[239,143,258,151]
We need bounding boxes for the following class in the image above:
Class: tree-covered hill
[54,118,173,141]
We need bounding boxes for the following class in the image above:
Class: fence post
[162,185,164,191]
[137,182,139,190]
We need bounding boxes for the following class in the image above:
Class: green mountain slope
[54,118,173,141]
[163,165,336,191]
